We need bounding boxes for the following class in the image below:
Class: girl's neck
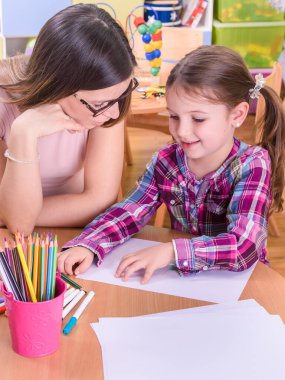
[186,139,235,180]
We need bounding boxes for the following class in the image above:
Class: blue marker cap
[63,316,77,335]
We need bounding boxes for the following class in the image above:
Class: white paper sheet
[96,299,270,323]
[77,238,256,303]
[91,301,285,380]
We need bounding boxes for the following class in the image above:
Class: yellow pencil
[32,235,39,297]
[15,237,37,302]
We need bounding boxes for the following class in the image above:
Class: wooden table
[1,225,285,380]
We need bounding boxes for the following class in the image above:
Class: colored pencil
[3,237,12,267]
[0,255,14,295]
[51,235,58,298]
[1,231,83,304]
[0,250,24,301]
[46,241,54,301]
[15,237,37,302]
[39,241,45,302]
[60,273,82,290]
[27,235,33,276]
[12,247,27,301]
[5,238,16,278]
[32,234,39,299]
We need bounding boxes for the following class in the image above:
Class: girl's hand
[115,242,175,284]
[11,103,83,139]
[57,246,94,275]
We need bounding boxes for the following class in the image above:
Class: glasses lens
[79,78,139,118]
[92,78,139,117]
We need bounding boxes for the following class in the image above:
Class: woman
[0,3,137,234]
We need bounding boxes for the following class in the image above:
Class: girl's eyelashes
[193,117,205,123]
[168,114,206,123]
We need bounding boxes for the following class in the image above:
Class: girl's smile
[181,140,200,150]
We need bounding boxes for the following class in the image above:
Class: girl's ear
[230,101,249,129]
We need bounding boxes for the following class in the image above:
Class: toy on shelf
[137,85,166,99]
[182,0,209,28]
[133,15,163,77]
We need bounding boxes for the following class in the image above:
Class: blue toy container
[144,0,183,26]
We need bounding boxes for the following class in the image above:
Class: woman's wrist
[4,149,40,164]
[8,122,39,162]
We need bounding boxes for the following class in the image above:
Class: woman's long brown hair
[0,3,137,127]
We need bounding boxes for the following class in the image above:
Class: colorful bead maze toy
[133,16,163,77]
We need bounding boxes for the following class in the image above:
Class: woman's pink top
[0,88,88,196]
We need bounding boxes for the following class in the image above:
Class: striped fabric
[63,138,271,275]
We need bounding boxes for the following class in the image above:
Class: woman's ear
[230,101,249,129]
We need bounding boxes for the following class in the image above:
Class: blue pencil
[45,241,54,301]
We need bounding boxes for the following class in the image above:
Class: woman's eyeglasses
[76,78,139,118]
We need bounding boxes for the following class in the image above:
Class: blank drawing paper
[77,238,256,303]
[91,301,285,380]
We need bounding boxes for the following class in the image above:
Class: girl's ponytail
[256,86,285,213]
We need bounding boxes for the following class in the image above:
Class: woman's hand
[115,242,175,284]
[11,103,83,139]
[57,246,94,275]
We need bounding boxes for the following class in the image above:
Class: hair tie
[249,73,266,100]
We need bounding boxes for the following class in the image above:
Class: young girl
[0,4,137,234]
[58,45,285,284]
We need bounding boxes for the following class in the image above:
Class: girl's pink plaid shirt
[63,138,271,275]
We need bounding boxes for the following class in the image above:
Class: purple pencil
[4,237,12,268]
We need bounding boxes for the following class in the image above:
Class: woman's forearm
[36,189,120,227]
[0,127,43,234]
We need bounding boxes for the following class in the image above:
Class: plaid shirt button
[183,260,188,267]
[203,266,209,271]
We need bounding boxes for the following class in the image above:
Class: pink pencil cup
[1,276,66,358]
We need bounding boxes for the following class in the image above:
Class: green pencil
[60,272,82,289]
[51,236,58,298]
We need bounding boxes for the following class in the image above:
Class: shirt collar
[176,138,249,181]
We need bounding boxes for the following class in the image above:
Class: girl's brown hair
[0,3,137,127]
[166,45,285,213]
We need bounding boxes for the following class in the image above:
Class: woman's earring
[236,122,240,127]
